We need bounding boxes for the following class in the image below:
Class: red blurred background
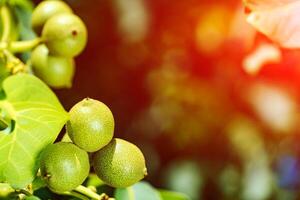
[33,0,300,199]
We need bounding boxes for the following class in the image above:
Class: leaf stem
[0,5,42,53]
[1,5,11,42]
[74,185,110,200]
[9,38,43,53]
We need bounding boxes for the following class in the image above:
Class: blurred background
[34,0,300,199]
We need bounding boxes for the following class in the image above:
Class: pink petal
[247,1,300,48]
[244,0,296,10]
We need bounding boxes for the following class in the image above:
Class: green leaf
[24,195,41,200]
[9,0,33,12]
[115,181,162,200]
[0,74,68,188]
[13,1,35,40]
[31,175,47,191]
[159,190,191,200]
[12,1,35,62]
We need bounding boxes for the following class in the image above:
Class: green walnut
[42,13,87,57]
[31,44,48,68]
[31,44,75,88]
[40,142,90,193]
[31,0,73,35]
[66,98,114,152]
[93,138,147,188]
